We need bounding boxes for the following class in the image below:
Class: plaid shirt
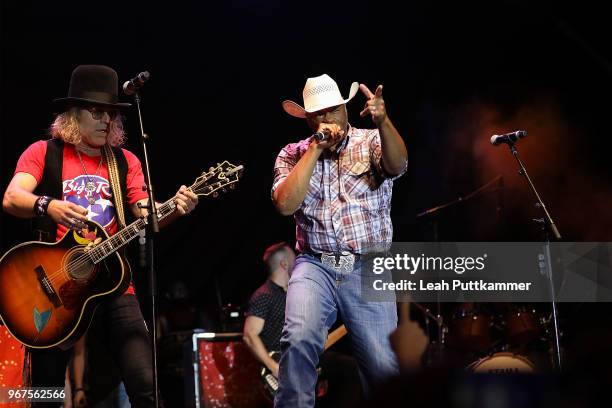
[272,126,406,254]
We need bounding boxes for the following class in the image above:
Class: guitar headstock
[190,161,244,198]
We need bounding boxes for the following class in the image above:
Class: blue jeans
[275,254,398,408]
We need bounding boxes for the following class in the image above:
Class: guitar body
[0,220,130,349]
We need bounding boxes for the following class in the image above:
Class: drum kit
[412,301,555,373]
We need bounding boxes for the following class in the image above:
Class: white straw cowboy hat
[282,74,359,118]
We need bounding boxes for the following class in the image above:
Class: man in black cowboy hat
[2,65,198,407]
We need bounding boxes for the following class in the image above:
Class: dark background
[2,0,612,327]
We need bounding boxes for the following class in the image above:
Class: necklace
[76,150,104,205]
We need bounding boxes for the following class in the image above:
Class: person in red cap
[271,74,408,407]
[2,65,198,407]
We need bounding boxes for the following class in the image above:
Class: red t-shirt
[14,140,149,295]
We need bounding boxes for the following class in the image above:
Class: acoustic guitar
[261,324,347,399]
[0,161,243,349]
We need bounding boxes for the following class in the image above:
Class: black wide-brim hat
[53,65,131,110]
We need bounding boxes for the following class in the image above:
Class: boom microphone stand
[496,132,563,371]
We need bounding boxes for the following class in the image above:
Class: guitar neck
[89,198,177,264]
[324,324,347,351]
[87,161,244,265]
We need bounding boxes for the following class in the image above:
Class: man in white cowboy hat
[272,74,407,406]
[2,65,198,407]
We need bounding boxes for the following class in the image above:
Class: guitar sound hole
[66,249,96,280]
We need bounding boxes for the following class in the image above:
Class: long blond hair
[50,107,126,146]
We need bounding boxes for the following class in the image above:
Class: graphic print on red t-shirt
[62,174,117,233]
[56,147,118,241]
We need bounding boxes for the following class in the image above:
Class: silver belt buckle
[320,251,355,273]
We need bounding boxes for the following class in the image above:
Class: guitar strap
[103,144,126,229]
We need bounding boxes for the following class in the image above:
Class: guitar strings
[43,188,188,284]
[44,166,240,284]
[45,169,239,284]
[42,175,227,284]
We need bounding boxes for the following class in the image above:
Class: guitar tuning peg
[212,192,219,198]
[209,167,215,172]
[230,184,235,190]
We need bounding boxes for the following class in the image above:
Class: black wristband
[34,195,53,217]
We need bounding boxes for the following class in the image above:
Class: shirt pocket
[343,159,373,197]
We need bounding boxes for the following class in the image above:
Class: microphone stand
[131,89,161,407]
[505,142,563,372]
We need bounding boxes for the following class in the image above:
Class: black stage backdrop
[2,0,612,327]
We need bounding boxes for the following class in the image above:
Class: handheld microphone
[312,129,331,142]
[490,130,528,146]
[122,71,150,96]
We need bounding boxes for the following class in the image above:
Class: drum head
[467,352,535,374]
